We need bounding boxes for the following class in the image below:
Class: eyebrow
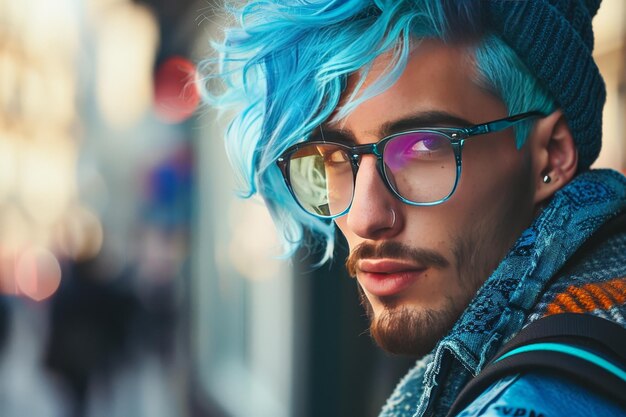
[310,110,474,144]
[381,111,474,135]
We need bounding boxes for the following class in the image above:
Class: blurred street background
[0,0,624,416]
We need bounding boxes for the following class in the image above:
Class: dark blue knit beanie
[484,0,606,171]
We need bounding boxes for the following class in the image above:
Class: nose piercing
[389,208,396,227]
[543,174,552,184]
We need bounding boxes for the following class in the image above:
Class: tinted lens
[383,131,456,204]
[288,144,354,217]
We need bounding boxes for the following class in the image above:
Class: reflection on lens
[289,148,329,215]
[383,131,456,204]
[288,144,353,217]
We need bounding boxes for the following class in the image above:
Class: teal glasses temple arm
[461,111,547,138]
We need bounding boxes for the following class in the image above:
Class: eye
[384,132,451,170]
[324,149,350,164]
[409,135,445,152]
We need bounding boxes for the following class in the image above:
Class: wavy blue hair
[200,0,556,263]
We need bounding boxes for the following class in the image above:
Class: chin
[370,307,437,356]
[360,287,465,357]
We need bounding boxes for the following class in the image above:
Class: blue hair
[200,0,556,264]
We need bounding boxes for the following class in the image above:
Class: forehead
[332,39,507,138]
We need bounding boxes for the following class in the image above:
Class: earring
[543,174,552,184]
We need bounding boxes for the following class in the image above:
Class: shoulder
[528,209,626,323]
[456,372,626,417]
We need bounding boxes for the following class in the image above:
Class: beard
[348,227,506,357]
[357,285,463,357]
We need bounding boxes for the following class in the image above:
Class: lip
[357,259,427,297]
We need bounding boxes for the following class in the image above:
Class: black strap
[495,312,626,359]
[446,313,626,416]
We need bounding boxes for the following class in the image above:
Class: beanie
[484,0,606,171]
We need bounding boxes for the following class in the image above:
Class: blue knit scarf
[379,169,626,417]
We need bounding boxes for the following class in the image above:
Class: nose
[345,156,402,239]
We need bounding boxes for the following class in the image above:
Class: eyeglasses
[276,111,545,219]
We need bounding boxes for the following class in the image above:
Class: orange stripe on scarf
[544,277,626,316]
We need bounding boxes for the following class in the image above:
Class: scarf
[379,169,626,417]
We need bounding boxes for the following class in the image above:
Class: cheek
[446,143,536,270]
[334,217,358,248]
[456,139,533,213]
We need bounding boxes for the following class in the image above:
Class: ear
[531,110,578,207]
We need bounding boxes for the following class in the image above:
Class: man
[205,0,626,415]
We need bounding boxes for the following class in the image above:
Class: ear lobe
[532,110,578,206]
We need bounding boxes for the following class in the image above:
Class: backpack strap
[446,313,626,416]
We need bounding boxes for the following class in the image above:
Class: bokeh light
[0,131,18,201]
[15,246,62,301]
[55,205,104,262]
[0,0,101,301]
[21,61,76,129]
[95,2,159,129]
[227,200,283,282]
[18,134,76,227]
[0,47,20,120]
[154,56,200,123]
[0,246,19,296]
[0,205,35,251]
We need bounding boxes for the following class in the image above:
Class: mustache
[345,241,450,277]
